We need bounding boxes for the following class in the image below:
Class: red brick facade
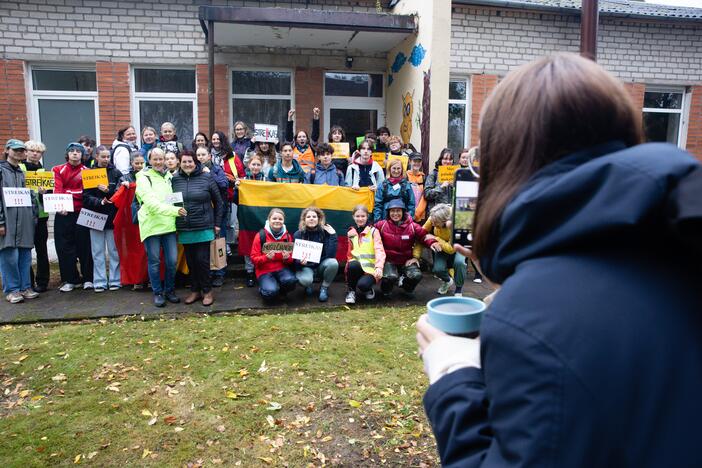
[686,86,702,161]
[0,59,29,142]
[294,68,324,137]
[623,82,645,110]
[196,64,230,135]
[96,62,130,145]
[469,74,499,147]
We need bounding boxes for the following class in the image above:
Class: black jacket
[82,164,123,230]
[171,165,223,232]
[292,227,337,269]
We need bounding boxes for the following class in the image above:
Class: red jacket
[222,154,246,202]
[375,214,436,265]
[52,162,87,211]
[250,228,295,278]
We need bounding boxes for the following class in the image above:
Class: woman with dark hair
[417,53,702,466]
[192,132,210,151]
[285,108,320,174]
[111,126,138,175]
[423,148,455,212]
[210,131,232,167]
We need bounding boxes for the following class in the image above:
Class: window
[448,78,470,153]
[323,72,385,149]
[133,68,197,146]
[642,87,688,147]
[30,67,99,169]
[232,70,293,138]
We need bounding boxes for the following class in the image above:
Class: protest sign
[81,168,108,189]
[387,154,408,172]
[24,171,54,191]
[43,194,74,212]
[438,165,460,183]
[372,152,386,167]
[330,143,350,159]
[164,192,183,204]
[261,242,294,254]
[292,239,323,264]
[253,124,278,143]
[2,188,32,207]
[77,208,108,231]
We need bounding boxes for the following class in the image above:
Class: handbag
[209,236,227,270]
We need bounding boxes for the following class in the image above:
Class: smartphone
[452,168,479,247]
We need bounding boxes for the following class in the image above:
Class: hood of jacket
[479,141,702,284]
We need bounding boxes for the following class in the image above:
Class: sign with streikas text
[261,242,294,254]
[77,208,108,231]
[81,168,108,189]
[387,154,408,172]
[2,188,32,207]
[24,171,54,191]
[330,143,350,159]
[292,239,323,264]
[43,194,74,212]
[372,152,386,167]
[164,192,183,204]
[438,165,460,183]
[253,124,278,143]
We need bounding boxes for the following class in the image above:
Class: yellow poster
[387,154,408,172]
[24,171,54,191]
[81,168,108,189]
[438,165,460,183]
[330,142,350,159]
[372,152,386,167]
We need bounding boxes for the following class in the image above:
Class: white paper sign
[164,192,183,204]
[77,208,108,231]
[253,124,278,143]
[292,239,323,264]
[2,188,32,207]
[43,194,74,213]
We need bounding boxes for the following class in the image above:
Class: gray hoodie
[0,160,36,250]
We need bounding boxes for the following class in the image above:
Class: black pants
[30,217,49,288]
[347,261,375,293]
[183,241,212,293]
[54,212,93,284]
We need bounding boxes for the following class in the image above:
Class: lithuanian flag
[237,180,375,262]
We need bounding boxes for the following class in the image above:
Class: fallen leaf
[216,425,226,433]
[257,457,273,464]
[73,454,82,464]
[348,399,362,408]
[266,401,282,411]
[266,415,276,427]
[174,427,184,433]
[18,354,29,362]
[141,409,153,417]
[87,451,98,460]
[257,360,269,373]
[51,373,67,382]
[142,448,152,459]
[226,391,238,400]
[163,415,177,425]
[19,390,30,398]
[148,417,157,426]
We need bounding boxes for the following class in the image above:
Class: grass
[0,307,439,467]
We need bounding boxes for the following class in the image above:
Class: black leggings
[30,217,49,288]
[183,241,212,293]
[54,211,93,284]
[347,261,375,292]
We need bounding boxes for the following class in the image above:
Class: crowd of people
[0,110,481,307]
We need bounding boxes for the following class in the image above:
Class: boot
[184,292,202,305]
[202,291,214,306]
[246,272,256,287]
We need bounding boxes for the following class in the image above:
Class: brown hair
[385,158,406,178]
[472,53,643,259]
[298,206,326,231]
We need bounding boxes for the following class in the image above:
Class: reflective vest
[228,157,239,178]
[293,145,315,174]
[350,227,377,275]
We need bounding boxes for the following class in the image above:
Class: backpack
[110,143,132,166]
[131,174,151,225]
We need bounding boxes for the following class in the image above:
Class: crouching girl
[345,205,385,304]
[293,207,339,302]
[250,208,297,301]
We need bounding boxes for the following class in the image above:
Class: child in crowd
[345,205,385,304]
[82,145,123,292]
[424,148,455,212]
[307,143,345,186]
[250,208,297,302]
[192,132,209,151]
[375,127,391,152]
[327,125,348,174]
[346,139,384,191]
[373,158,415,222]
[268,143,305,183]
[22,140,50,292]
[78,135,96,167]
[415,203,466,295]
[286,108,320,174]
[244,138,278,177]
[111,126,138,175]
[139,126,158,159]
[457,147,482,283]
[406,152,427,222]
[164,151,179,175]
[157,122,185,155]
[239,155,266,287]
[293,207,338,302]
[386,135,407,158]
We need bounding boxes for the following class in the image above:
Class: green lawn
[0,307,439,466]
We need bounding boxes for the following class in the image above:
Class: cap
[5,139,26,150]
[386,199,406,211]
[408,152,423,161]
[65,142,86,155]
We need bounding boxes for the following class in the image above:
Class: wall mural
[400,91,414,145]
[421,70,431,172]
[388,44,426,87]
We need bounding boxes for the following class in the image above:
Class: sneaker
[212,276,224,288]
[454,290,463,297]
[154,294,166,308]
[132,283,144,291]
[165,291,180,304]
[226,245,232,257]
[6,292,24,304]
[20,289,39,299]
[345,291,356,304]
[318,286,329,302]
[305,286,314,296]
[35,285,48,293]
[109,285,121,291]
[59,283,76,292]
[365,288,376,300]
[83,281,94,290]
[438,277,454,295]
[94,287,106,293]
[246,273,256,288]
[397,276,405,287]
[473,277,483,284]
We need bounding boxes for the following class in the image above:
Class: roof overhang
[199,6,417,54]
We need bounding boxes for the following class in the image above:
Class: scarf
[387,176,403,185]
[264,220,288,240]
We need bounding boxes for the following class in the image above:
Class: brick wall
[96,62,130,145]
[0,59,29,142]
[293,68,324,138]
[687,86,702,161]
[469,74,499,147]
[196,64,230,134]
[623,82,645,109]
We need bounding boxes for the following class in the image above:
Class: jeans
[432,251,467,287]
[0,247,32,294]
[346,260,375,293]
[55,211,93,284]
[183,241,212,293]
[244,255,254,274]
[258,268,297,300]
[30,217,49,289]
[296,258,339,288]
[143,233,177,295]
[381,262,422,294]
[90,229,121,289]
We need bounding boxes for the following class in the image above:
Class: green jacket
[135,168,180,241]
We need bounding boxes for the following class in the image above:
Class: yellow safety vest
[228,157,239,178]
[350,228,377,275]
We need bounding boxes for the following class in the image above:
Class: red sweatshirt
[250,228,295,278]
[52,162,87,212]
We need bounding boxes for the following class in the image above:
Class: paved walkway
[0,273,494,324]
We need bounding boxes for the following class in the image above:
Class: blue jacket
[373,178,415,222]
[293,227,337,269]
[306,162,345,186]
[423,142,702,467]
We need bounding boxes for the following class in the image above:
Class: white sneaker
[59,283,76,292]
[20,289,39,299]
[6,292,24,304]
[365,288,375,300]
[438,277,454,295]
[473,277,483,284]
[83,281,94,290]
[345,291,356,304]
[454,291,463,297]
[397,276,405,287]
[94,287,106,293]
[109,285,121,291]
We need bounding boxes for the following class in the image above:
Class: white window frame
[131,66,197,146]
[642,86,689,149]
[29,64,100,146]
[322,71,386,138]
[230,67,295,136]
[448,76,471,150]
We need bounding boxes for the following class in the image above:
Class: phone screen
[453,176,479,246]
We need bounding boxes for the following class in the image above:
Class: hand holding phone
[452,169,479,248]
